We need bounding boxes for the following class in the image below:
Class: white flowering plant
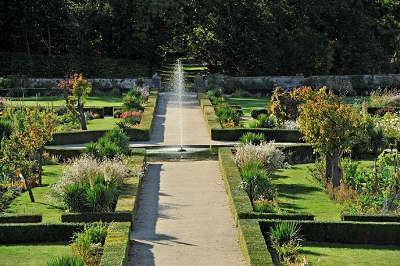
[234,142,285,176]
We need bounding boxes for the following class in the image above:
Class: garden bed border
[198,92,303,142]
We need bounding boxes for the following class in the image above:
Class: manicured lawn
[4,165,64,223]
[87,117,120,131]
[272,164,341,221]
[0,243,72,266]
[226,97,269,116]
[9,96,123,107]
[301,243,400,265]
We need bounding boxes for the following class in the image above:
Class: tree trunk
[325,154,333,183]
[26,181,35,203]
[47,25,51,56]
[331,153,342,188]
[325,152,343,188]
[24,31,31,56]
[79,105,87,130]
[38,147,43,186]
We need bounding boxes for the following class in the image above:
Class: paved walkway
[128,161,245,266]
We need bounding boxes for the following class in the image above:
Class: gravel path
[128,161,245,266]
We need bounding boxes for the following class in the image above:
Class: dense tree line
[0,0,400,75]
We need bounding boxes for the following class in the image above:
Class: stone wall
[208,74,400,93]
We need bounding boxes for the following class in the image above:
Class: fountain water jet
[169,59,186,152]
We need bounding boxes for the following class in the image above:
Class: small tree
[0,108,57,202]
[58,73,92,130]
[297,88,359,188]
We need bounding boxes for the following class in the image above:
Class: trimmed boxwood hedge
[0,223,84,244]
[61,211,132,223]
[218,147,254,223]
[212,128,302,142]
[237,219,274,266]
[260,220,400,245]
[100,148,146,266]
[100,222,131,266]
[0,214,42,224]
[342,214,400,223]
[240,212,314,221]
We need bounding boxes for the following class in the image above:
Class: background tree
[297,88,360,188]
[58,73,92,130]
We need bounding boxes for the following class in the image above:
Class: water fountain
[169,59,186,152]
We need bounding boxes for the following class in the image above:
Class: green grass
[0,243,72,266]
[86,117,120,131]
[4,165,64,223]
[301,243,400,265]
[227,97,270,116]
[272,164,341,221]
[9,96,123,107]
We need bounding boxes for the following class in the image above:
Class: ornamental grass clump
[270,222,303,265]
[240,161,275,203]
[234,142,285,174]
[50,154,134,212]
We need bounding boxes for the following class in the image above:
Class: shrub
[72,223,108,266]
[234,142,285,174]
[240,133,264,145]
[123,86,144,111]
[253,199,281,213]
[240,161,276,203]
[215,104,241,126]
[51,155,131,203]
[0,118,12,140]
[63,184,88,212]
[248,114,277,129]
[47,256,84,266]
[270,222,302,264]
[85,128,129,158]
[96,128,129,158]
[85,176,118,212]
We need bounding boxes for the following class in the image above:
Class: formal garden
[2,1,400,265]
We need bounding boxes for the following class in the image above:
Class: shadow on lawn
[276,183,321,196]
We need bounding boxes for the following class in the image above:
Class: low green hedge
[44,147,83,162]
[52,130,107,145]
[0,223,84,244]
[237,219,274,266]
[100,222,131,266]
[61,211,132,223]
[240,212,314,221]
[280,144,314,164]
[212,128,302,142]
[0,214,42,224]
[197,93,222,135]
[260,220,400,245]
[100,148,145,266]
[218,147,254,223]
[342,214,400,223]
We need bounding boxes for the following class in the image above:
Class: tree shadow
[128,163,196,266]
[276,183,321,196]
